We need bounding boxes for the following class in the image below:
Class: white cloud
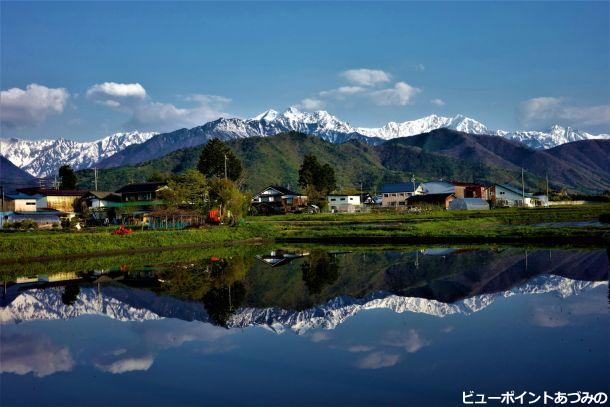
[88,82,231,131]
[341,68,391,86]
[430,98,446,107]
[319,86,366,98]
[0,84,69,127]
[127,96,230,131]
[370,82,421,106]
[415,64,426,72]
[297,98,325,110]
[355,351,401,369]
[86,82,147,102]
[0,333,74,378]
[519,97,610,129]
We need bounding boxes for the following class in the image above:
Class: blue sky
[1,1,608,141]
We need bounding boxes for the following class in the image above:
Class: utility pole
[224,154,228,180]
[411,174,416,195]
[545,171,549,197]
[94,167,98,191]
[521,168,525,204]
[0,185,4,229]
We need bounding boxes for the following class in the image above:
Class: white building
[2,193,39,212]
[487,184,547,207]
[380,183,424,207]
[327,195,362,213]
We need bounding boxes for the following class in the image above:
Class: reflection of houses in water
[1,267,162,307]
[255,249,310,267]
[419,248,458,257]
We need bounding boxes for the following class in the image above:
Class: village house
[380,183,423,207]
[450,182,487,199]
[16,187,87,213]
[421,181,455,195]
[486,184,547,207]
[81,191,123,209]
[1,193,39,212]
[113,182,169,224]
[407,193,456,209]
[1,210,65,229]
[327,194,362,213]
[79,191,123,223]
[251,185,308,214]
[116,182,168,202]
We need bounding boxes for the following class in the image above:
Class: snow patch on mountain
[0,131,157,177]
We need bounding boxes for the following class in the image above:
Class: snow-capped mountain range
[0,131,156,177]
[2,108,608,177]
[205,108,610,149]
[1,276,604,334]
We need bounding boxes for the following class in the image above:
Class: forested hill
[76,131,610,194]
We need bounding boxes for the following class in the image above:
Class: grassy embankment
[0,204,608,262]
[0,223,274,263]
[251,204,610,245]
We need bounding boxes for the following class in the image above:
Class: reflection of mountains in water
[2,248,607,333]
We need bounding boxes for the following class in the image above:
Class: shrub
[19,219,38,230]
[61,217,80,229]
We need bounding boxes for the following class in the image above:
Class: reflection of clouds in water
[136,320,233,349]
[383,329,430,353]
[0,333,74,377]
[93,320,235,375]
[347,345,375,353]
[309,331,332,343]
[441,325,454,333]
[532,306,570,328]
[530,287,607,329]
[355,351,401,370]
[95,355,155,374]
[351,329,428,369]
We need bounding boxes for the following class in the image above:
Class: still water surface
[1,246,608,406]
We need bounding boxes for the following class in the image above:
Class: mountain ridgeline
[3,109,609,179]
[77,130,610,194]
[0,156,39,193]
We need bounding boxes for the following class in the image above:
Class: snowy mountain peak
[0,130,157,177]
[252,109,278,121]
[447,115,489,134]
[3,108,609,177]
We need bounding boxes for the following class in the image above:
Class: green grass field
[0,204,608,262]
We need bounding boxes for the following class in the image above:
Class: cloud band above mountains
[0,84,69,128]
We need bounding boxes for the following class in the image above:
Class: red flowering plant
[112,225,133,235]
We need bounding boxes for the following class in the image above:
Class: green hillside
[77,132,546,193]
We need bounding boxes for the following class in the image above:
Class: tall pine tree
[197,139,243,181]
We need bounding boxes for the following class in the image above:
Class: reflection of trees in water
[157,256,250,327]
[202,281,246,327]
[61,283,80,306]
[301,251,339,295]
